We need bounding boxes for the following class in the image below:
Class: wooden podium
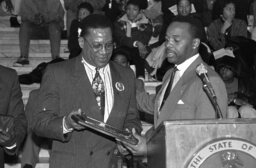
[147,119,256,168]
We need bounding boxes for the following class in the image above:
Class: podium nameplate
[147,119,256,168]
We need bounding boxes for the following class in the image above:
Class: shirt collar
[176,53,199,76]
[81,57,109,73]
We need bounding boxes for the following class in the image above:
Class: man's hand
[117,142,130,156]
[122,128,147,156]
[136,41,148,58]
[220,15,233,34]
[0,127,15,147]
[64,109,84,130]
[136,79,145,92]
[34,13,45,25]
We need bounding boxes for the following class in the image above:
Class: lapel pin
[115,82,125,92]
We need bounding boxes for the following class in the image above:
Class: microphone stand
[202,84,223,119]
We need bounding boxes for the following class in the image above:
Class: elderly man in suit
[123,16,228,155]
[0,65,27,168]
[32,14,142,168]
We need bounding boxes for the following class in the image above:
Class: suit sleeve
[32,66,71,142]
[136,91,155,115]
[123,71,142,134]
[195,75,228,119]
[6,71,27,155]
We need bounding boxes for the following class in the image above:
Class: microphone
[196,63,223,119]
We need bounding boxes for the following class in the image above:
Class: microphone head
[196,63,208,76]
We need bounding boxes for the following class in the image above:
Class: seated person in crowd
[111,46,131,68]
[64,0,106,38]
[143,0,163,48]
[68,2,94,59]
[176,0,207,42]
[111,46,145,91]
[207,0,247,51]
[14,0,65,66]
[215,56,256,118]
[114,0,153,80]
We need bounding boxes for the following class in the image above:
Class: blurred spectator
[104,0,126,22]
[111,47,147,93]
[21,89,51,168]
[0,65,27,168]
[111,46,131,68]
[1,0,22,27]
[68,2,94,59]
[114,0,152,80]
[144,0,163,48]
[215,56,256,118]
[207,0,248,51]
[175,0,207,42]
[64,0,106,37]
[201,0,217,27]
[13,0,65,66]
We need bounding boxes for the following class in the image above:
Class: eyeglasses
[84,38,114,51]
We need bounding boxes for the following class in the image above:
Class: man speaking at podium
[127,16,228,155]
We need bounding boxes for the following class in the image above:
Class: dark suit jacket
[137,56,228,128]
[0,65,27,168]
[32,55,142,168]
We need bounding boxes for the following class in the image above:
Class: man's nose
[166,39,174,48]
[99,45,107,54]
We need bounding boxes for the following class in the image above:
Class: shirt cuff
[5,143,16,150]
[63,116,73,134]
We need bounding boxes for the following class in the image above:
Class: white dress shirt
[81,58,114,123]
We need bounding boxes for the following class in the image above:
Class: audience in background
[114,0,152,80]
[68,2,94,59]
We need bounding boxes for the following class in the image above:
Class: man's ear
[192,38,200,49]
[78,37,84,48]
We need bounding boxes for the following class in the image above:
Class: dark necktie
[92,68,105,116]
[160,66,178,110]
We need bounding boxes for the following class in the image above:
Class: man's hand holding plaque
[71,113,139,145]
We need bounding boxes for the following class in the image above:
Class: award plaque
[71,115,138,145]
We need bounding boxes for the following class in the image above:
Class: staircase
[0,15,68,168]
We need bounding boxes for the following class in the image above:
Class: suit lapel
[70,55,102,121]
[155,57,204,127]
[106,62,124,125]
